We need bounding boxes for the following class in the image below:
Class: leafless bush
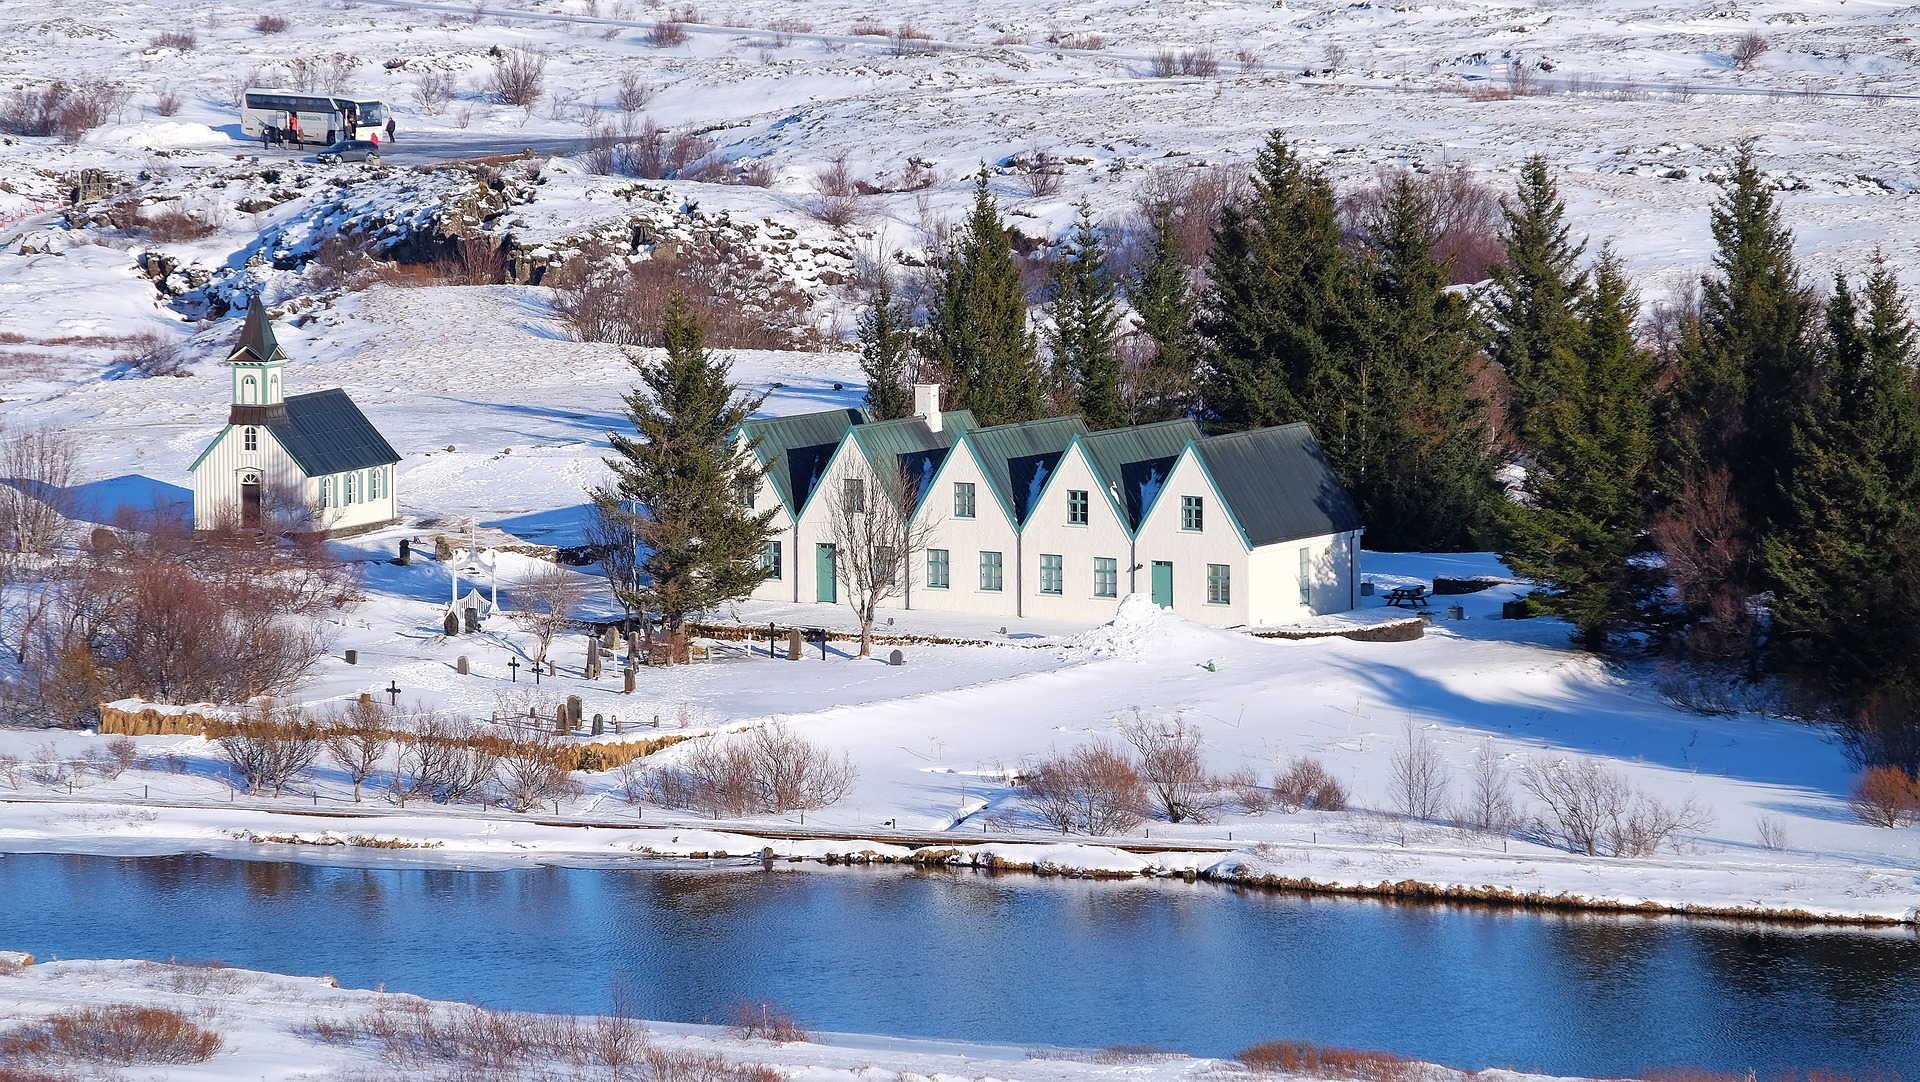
[583,116,714,179]
[811,154,864,229]
[1755,814,1790,850]
[1182,47,1220,77]
[509,561,589,663]
[2,1004,221,1066]
[1150,49,1179,78]
[150,30,197,51]
[1118,709,1225,823]
[392,716,501,806]
[1504,58,1541,97]
[1455,740,1517,834]
[153,88,182,117]
[1,79,132,142]
[647,720,856,818]
[489,46,547,107]
[139,204,217,243]
[1236,1039,1415,1079]
[649,19,690,46]
[101,735,137,779]
[1048,31,1105,50]
[219,699,323,796]
[1730,30,1770,70]
[496,734,582,812]
[850,20,888,36]
[1339,163,1503,284]
[415,69,456,115]
[1848,766,1920,827]
[112,329,189,377]
[726,1000,807,1042]
[1388,723,1452,822]
[1235,48,1262,73]
[546,236,816,350]
[0,753,19,788]
[1130,163,1244,268]
[1519,756,1713,856]
[1021,148,1062,198]
[324,698,390,802]
[1271,757,1347,812]
[0,426,79,555]
[890,25,936,56]
[254,14,291,33]
[1225,766,1271,814]
[1024,738,1147,835]
[616,71,656,112]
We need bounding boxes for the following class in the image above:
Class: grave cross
[507,656,520,682]
[384,680,402,707]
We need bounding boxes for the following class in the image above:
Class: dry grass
[139,204,217,242]
[1849,766,1920,827]
[2,1004,222,1066]
[1237,1039,1418,1081]
[724,1000,807,1043]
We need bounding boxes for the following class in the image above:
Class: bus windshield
[354,101,386,124]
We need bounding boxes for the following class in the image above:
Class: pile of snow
[1066,593,1229,660]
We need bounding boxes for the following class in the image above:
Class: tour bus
[240,89,388,146]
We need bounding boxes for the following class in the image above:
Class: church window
[344,472,357,504]
[242,426,258,451]
[241,375,258,404]
[320,478,330,509]
[370,468,384,500]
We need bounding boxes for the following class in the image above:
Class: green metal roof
[274,389,400,475]
[963,416,1088,526]
[230,297,286,365]
[847,411,977,510]
[741,407,868,514]
[1078,419,1202,530]
[1193,422,1364,546]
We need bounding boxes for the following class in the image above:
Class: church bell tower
[228,297,289,424]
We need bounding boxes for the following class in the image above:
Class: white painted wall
[1130,449,1250,626]
[1246,529,1360,626]
[741,439,798,603]
[192,425,396,534]
[1016,443,1131,623]
[903,440,1018,616]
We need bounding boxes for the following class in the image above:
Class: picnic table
[1383,584,1430,608]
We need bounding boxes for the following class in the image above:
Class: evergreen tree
[1487,155,1586,452]
[1196,132,1353,439]
[1346,171,1499,550]
[1502,247,1658,649]
[1762,264,1920,768]
[922,170,1043,426]
[858,270,914,421]
[593,295,778,644]
[1046,200,1123,429]
[1127,202,1198,423]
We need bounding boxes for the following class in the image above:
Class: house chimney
[914,383,942,432]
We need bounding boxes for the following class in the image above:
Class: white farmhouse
[190,299,400,535]
[737,385,1365,627]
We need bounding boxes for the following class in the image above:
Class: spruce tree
[1046,200,1123,429]
[858,270,914,421]
[593,295,778,643]
[1762,264,1920,768]
[1347,171,1498,550]
[1127,202,1197,423]
[1488,155,1586,452]
[1196,132,1352,439]
[922,170,1043,426]
[1502,247,1657,649]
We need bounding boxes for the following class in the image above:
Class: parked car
[316,139,381,164]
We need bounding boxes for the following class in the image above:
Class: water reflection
[0,854,1915,1077]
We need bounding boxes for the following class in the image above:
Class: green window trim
[927,548,950,589]
[1093,557,1118,599]
[1066,489,1088,525]
[1181,495,1204,532]
[979,550,1003,592]
[954,481,976,519]
[1207,563,1231,605]
[1039,554,1063,595]
[763,540,783,578]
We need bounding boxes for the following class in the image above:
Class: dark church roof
[229,297,287,365]
[268,389,401,475]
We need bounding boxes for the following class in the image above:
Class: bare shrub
[1388,722,1452,821]
[324,698,390,802]
[1271,757,1347,812]
[509,561,589,663]
[2,1004,221,1066]
[0,426,79,555]
[649,20,690,46]
[392,716,501,806]
[850,20,888,36]
[1519,756,1713,856]
[583,116,714,179]
[1021,148,1062,198]
[102,735,137,778]
[150,30,197,51]
[489,46,547,107]
[811,154,864,229]
[1226,766,1271,814]
[1455,740,1517,834]
[415,69,456,115]
[1150,49,1179,78]
[1848,766,1920,827]
[1730,30,1770,70]
[153,88,182,117]
[726,1000,806,1042]
[546,237,816,351]
[1181,46,1220,77]
[139,204,217,243]
[648,719,856,818]
[496,734,581,812]
[1130,163,1244,268]
[1048,31,1105,50]
[2,80,129,140]
[254,14,291,33]
[1339,163,1503,284]
[1024,738,1147,835]
[1235,48,1262,73]
[1118,709,1225,823]
[219,699,322,796]
[616,71,656,112]
[1236,1039,1414,1078]
[1754,814,1789,850]
[889,25,935,56]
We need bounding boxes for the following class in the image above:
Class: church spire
[230,297,287,365]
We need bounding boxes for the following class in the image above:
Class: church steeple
[228,297,289,422]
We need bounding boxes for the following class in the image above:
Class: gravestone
[463,607,480,634]
[554,708,569,733]
[602,626,619,649]
[627,632,642,662]
[613,715,622,734]
[888,649,904,667]
[567,695,583,726]
[397,538,412,566]
[623,667,635,694]
[456,655,469,675]
[787,628,804,661]
[591,714,604,737]
[344,649,357,666]
[547,660,557,678]
[585,636,602,680]
[443,611,460,637]
[434,536,454,561]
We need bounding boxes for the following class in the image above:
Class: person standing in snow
[385,116,396,142]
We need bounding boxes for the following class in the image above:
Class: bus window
[355,102,386,124]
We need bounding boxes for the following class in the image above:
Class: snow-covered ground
[0,956,1593,1082]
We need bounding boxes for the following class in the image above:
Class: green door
[815,543,837,603]
[1151,561,1174,608]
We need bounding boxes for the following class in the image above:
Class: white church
[191,298,400,535]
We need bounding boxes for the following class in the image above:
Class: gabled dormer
[228,297,289,425]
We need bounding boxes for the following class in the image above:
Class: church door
[240,472,262,529]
